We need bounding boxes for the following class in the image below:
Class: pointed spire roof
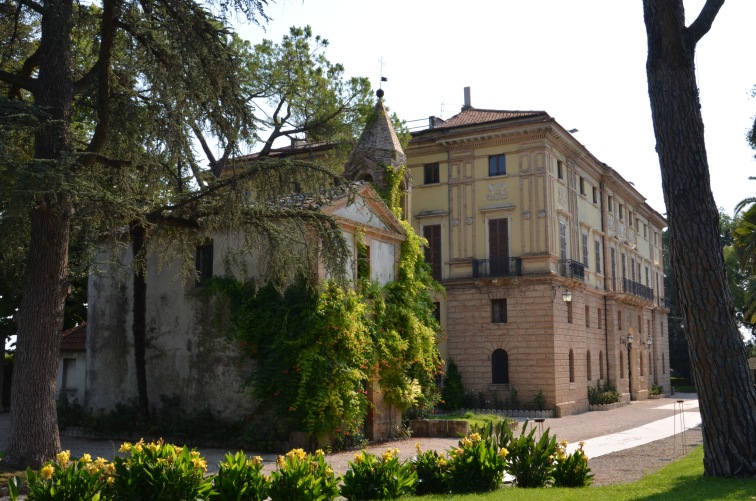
[343,93,406,180]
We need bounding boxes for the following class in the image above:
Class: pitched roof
[61,323,86,352]
[344,98,406,174]
[432,108,548,130]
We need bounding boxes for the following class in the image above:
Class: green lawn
[401,447,756,501]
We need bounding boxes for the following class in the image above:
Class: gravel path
[0,394,705,494]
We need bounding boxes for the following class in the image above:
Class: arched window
[599,351,605,380]
[569,349,575,383]
[586,350,592,381]
[492,349,509,385]
[620,352,625,379]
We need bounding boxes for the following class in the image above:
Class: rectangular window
[424,162,439,184]
[607,195,613,213]
[611,248,617,290]
[645,266,650,286]
[621,253,627,280]
[618,310,623,330]
[638,315,642,333]
[195,241,213,286]
[433,302,441,324]
[585,305,590,328]
[619,204,624,220]
[488,154,506,177]
[557,160,564,180]
[592,186,598,204]
[567,301,573,324]
[631,258,636,281]
[595,240,602,274]
[491,299,507,323]
[579,177,586,195]
[423,225,442,281]
[488,218,510,276]
[598,308,602,329]
[357,244,370,280]
[559,221,568,260]
[644,223,648,239]
[582,232,589,267]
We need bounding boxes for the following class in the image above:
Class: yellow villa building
[406,89,670,415]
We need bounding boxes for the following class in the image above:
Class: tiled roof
[433,108,547,129]
[61,323,86,352]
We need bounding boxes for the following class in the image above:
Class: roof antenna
[377,56,387,98]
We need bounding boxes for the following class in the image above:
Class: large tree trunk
[643,0,756,476]
[3,0,74,469]
[130,222,150,419]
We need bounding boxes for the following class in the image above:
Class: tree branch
[7,48,40,99]
[17,0,43,14]
[81,0,119,166]
[0,69,37,95]
[686,0,725,45]
[75,152,133,169]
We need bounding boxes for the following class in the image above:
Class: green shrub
[532,390,547,411]
[11,450,113,501]
[209,451,269,501]
[445,432,508,494]
[649,384,663,396]
[108,439,211,500]
[552,440,594,487]
[268,448,339,501]
[505,421,557,488]
[411,444,449,495]
[340,448,416,500]
[440,359,465,410]
[588,381,620,405]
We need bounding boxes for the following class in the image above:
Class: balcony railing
[558,260,585,281]
[472,258,522,278]
[612,278,654,302]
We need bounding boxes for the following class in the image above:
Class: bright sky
[235,0,756,219]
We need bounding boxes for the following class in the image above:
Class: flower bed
[10,423,594,500]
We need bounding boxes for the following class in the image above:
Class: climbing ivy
[211,163,443,441]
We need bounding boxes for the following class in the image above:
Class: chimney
[462,87,472,111]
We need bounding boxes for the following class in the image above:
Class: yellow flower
[309,461,319,472]
[80,453,92,464]
[438,458,447,467]
[190,450,201,459]
[276,456,285,468]
[105,463,116,474]
[56,450,70,465]
[469,433,481,443]
[40,464,55,480]
[192,457,207,471]
[106,476,115,485]
[581,454,589,463]
[354,453,364,463]
[499,447,509,459]
[325,466,333,476]
[119,442,132,453]
[252,456,263,466]
[382,450,394,462]
[460,437,472,449]
[560,439,569,447]
[147,442,159,453]
[315,449,324,457]
[94,457,107,468]
[415,443,422,455]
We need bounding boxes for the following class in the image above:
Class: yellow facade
[407,103,669,415]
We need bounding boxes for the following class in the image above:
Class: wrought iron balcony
[558,260,585,281]
[472,258,522,278]
[621,277,655,302]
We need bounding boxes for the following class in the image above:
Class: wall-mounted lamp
[552,285,573,302]
[620,334,634,347]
